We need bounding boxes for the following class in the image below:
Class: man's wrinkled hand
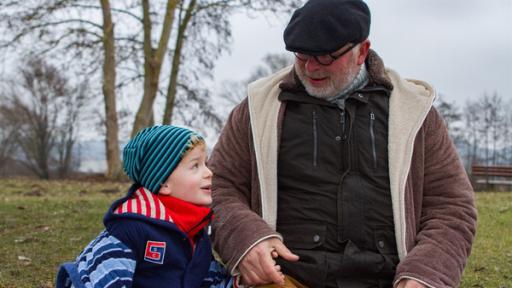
[238,238,299,286]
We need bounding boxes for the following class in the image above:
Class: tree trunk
[131,0,179,136]
[162,0,196,125]
[100,0,122,179]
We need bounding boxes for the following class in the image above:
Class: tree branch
[70,3,144,23]
[27,19,103,31]
[155,0,179,62]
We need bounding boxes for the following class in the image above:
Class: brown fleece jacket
[209,51,477,288]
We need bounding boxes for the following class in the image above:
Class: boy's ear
[159,184,172,196]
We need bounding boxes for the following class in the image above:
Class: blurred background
[0,0,510,184]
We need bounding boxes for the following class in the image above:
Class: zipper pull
[340,111,346,137]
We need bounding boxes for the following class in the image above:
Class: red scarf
[157,195,212,245]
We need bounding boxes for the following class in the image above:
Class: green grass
[0,178,511,287]
[0,178,128,288]
[461,192,512,287]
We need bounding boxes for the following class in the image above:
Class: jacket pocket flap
[279,223,326,250]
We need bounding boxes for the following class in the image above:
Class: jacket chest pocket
[369,111,378,170]
[281,103,342,171]
[309,107,346,170]
[280,223,326,250]
[354,107,389,173]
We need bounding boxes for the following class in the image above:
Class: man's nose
[305,57,322,73]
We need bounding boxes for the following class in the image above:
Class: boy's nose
[204,167,213,178]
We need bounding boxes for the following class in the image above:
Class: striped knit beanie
[122,125,203,194]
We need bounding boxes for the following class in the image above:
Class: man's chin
[296,70,336,99]
[304,86,335,99]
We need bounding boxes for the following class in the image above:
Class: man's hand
[238,238,299,286]
[397,279,426,288]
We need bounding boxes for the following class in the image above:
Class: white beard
[295,62,360,100]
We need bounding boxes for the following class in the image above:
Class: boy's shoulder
[77,231,137,272]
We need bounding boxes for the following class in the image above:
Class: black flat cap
[284,0,371,56]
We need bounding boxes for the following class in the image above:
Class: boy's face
[160,145,213,205]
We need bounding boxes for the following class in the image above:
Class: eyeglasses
[294,43,355,66]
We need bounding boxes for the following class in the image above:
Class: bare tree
[100,0,123,178]
[461,92,510,169]
[218,52,293,108]
[0,114,18,174]
[462,101,480,168]
[0,0,302,177]
[435,95,462,145]
[477,93,504,165]
[247,53,294,82]
[488,93,502,165]
[0,58,86,179]
[0,0,131,178]
[55,81,89,177]
[131,0,180,135]
[504,100,512,164]
[173,83,224,136]
[144,0,302,130]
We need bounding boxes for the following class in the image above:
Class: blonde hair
[181,134,206,157]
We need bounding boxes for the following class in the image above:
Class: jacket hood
[104,184,183,234]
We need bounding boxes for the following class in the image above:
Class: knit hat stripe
[122,131,144,182]
[128,127,161,181]
[122,125,202,194]
[137,127,182,173]
[137,128,187,191]
[125,127,162,182]
[138,128,189,181]
[140,129,192,192]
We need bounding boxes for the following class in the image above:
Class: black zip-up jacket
[277,74,398,287]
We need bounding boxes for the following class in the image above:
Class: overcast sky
[214,0,512,106]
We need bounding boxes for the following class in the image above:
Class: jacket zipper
[312,110,318,167]
[369,111,377,169]
[340,110,346,139]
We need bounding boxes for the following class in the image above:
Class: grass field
[0,178,511,287]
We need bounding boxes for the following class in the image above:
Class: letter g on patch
[144,241,166,264]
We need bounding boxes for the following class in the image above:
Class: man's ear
[356,39,371,65]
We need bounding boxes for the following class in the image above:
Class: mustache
[296,66,328,79]
[306,73,328,79]
[300,70,328,79]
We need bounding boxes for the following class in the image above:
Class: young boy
[56,125,218,288]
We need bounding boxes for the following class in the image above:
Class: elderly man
[209,0,477,287]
